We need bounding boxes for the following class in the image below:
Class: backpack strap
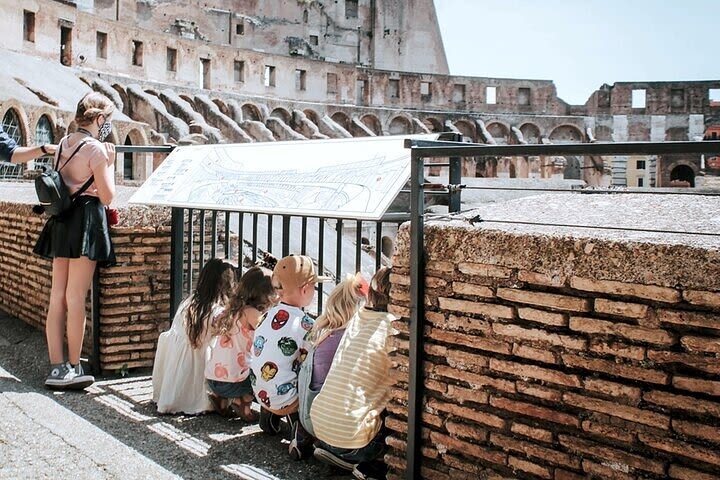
[57,136,96,199]
[57,137,90,172]
[71,175,95,200]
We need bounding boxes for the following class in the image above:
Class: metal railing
[402,138,720,480]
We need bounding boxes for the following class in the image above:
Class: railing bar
[336,219,343,284]
[460,186,720,196]
[355,220,362,274]
[211,211,218,259]
[301,217,308,256]
[169,207,185,320]
[282,215,291,258]
[198,210,206,270]
[375,222,382,271]
[464,218,720,238]
[224,211,231,258]
[237,212,244,272]
[186,209,194,295]
[252,213,258,264]
[317,217,325,314]
[267,214,274,255]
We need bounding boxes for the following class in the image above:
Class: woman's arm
[90,143,116,205]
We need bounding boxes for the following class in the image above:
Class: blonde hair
[75,92,115,126]
[312,273,367,343]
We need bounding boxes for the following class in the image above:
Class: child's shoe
[353,461,388,480]
[313,445,356,471]
[45,362,94,390]
[288,420,313,460]
[258,408,283,435]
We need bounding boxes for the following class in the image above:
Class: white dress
[152,298,218,414]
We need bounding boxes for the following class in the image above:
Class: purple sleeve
[310,328,345,391]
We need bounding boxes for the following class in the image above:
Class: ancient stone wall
[0,202,173,371]
[387,222,720,479]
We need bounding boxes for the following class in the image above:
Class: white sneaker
[45,362,94,390]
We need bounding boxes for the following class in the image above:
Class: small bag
[106,207,119,226]
[34,139,91,217]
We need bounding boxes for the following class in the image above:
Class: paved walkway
[0,312,347,480]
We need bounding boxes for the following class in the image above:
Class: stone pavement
[0,311,350,480]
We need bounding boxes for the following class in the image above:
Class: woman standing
[34,92,117,390]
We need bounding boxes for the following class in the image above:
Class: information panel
[129,134,437,220]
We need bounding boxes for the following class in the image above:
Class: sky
[435,0,718,105]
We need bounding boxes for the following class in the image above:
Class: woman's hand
[104,143,116,165]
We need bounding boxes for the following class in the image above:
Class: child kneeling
[205,266,275,421]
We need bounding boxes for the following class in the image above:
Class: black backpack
[35,138,93,217]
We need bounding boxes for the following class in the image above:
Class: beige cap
[272,255,333,291]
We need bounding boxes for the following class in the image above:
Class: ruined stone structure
[1,0,718,188]
[387,196,720,480]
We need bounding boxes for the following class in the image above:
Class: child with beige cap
[250,254,332,435]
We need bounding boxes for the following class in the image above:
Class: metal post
[406,147,425,480]
[449,156,461,213]
[90,268,101,375]
[170,207,185,320]
[282,216,291,257]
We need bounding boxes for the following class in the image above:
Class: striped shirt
[310,308,396,449]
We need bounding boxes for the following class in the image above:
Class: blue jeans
[316,425,388,464]
[207,377,252,399]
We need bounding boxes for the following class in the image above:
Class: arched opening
[454,120,476,143]
[486,122,510,144]
[242,103,261,122]
[388,116,411,135]
[1,109,25,177]
[212,98,230,117]
[179,94,196,109]
[124,135,133,180]
[361,236,370,246]
[360,114,381,136]
[303,109,321,126]
[381,236,394,258]
[330,112,351,131]
[35,115,55,169]
[423,117,443,133]
[519,123,541,144]
[270,107,291,124]
[670,165,695,187]
[509,162,517,178]
[549,125,584,143]
[2,109,25,146]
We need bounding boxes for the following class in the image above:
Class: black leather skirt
[33,196,116,267]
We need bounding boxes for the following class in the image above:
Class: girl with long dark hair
[152,258,238,414]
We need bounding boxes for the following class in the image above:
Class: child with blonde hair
[153,258,238,414]
[250,254,332,437]
[293,273,368,459]
[310,267,395,479]
[205,266,276,421]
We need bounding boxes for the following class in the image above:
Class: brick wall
[0,202,174,371]
[387,223,720,479]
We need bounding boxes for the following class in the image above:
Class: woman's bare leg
[65,257,97,366]
[46,258,70,364]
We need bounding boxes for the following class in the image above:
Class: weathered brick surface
[0,204,221,373]
[386,222,720,479]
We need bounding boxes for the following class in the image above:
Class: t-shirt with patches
[250,302,314,411]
